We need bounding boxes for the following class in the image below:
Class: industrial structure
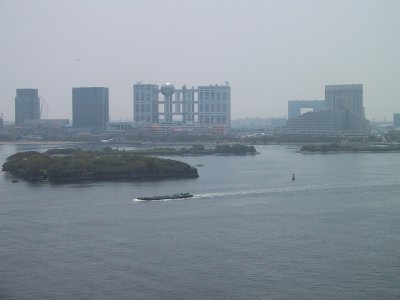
[133,82,231,128]
[15,89,40,125]
[72,87,109,130]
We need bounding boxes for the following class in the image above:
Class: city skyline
[1,0,399,122]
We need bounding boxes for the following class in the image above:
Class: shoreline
[0,141,84,145]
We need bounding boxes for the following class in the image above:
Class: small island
[300,143,400,153]
[2,148,199,183]
[129,144,259,156]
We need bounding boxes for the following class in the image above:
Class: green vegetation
[2,148,199,182]
[130,144,258,156]
[300,143,400,153]
[215,144,257,154]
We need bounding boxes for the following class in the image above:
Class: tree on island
[2,149,199,182]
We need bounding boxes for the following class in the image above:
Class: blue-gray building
[72,87,109,130]
[15,89,40,125]
[394,114,400,128]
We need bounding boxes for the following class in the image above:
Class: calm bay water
[0,143,400,299]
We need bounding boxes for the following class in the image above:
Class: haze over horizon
[1,0,399,122]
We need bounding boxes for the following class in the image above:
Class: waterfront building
[133,82,231,130]
[286,84,369,133]
[198,84,231,127]
[288,100,325,119]
[106,121,139,133]
[72,87,109,130]
[15,89,40,125]
[133,84,159,124]
[325,84,364,117]
[286,109,368,133]
[394,114,400,128]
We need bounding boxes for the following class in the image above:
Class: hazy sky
[1,0,399,122]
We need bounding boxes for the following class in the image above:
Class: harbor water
[1,143,399,299]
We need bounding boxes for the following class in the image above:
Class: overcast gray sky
[1,0,399,122]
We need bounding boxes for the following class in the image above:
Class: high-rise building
[133,84,160,124]
[133,82,231,128]
[325,84,364,117]
[198,84,230,126]
[15,89,40,125]
[394,114,400,128]
[286,84,369,133]
[72,87,109,130]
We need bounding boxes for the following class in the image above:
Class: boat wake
[195,178,400,199]
[132,178,400,203]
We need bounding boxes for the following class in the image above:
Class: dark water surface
[1,144,400,299]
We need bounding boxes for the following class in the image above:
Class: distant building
[394,114,400,128]
[286,84,369,133]
[15,89,40,125]
[288,100,325,119]
[72,87,109,130]
[20,119,70,137]
[325,84,364,117]
[133,84,159,124]
[198,84,231,127]
[231,117,287,129]
[286,109,368,132]
[107,121,139,132]
[133,82,231,130]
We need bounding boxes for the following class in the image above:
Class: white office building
[133,82,231,128]
[325,84,364,118]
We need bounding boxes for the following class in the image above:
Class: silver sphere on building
[160,82,175,96]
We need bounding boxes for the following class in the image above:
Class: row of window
[134,93,155,102]
[199,115,229,125]
[135,104,152,112]
[199,103,229,112]
[198,91,229,101]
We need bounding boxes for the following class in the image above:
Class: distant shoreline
[0,141,84,145]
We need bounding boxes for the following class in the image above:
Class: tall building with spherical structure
[160,82,175,123]
[133,81,231,132]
